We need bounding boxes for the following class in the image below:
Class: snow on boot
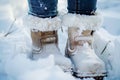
[62,13,107,79]
[24,15,72,73]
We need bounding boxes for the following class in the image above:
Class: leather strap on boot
[66,28,94,56]
[40,31,58,44]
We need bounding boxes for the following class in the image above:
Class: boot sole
[72,71,107,80]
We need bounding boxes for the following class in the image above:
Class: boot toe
[70,50,106,77]
[77,60,106,76]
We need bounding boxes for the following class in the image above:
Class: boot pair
[28,14,106,79]
[31,26,106,79]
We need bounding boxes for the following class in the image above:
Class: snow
[17,61,74,80]
[98,0,120,36]
[0,0,120,80]
[32,43,72,72]
[102,11,120,36]
[0,17,74,80]
[93,29,120,80]
[5,54,74,80]
[0,5,14,34]
[0,19,31,74]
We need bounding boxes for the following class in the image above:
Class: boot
[26,0,72,73]
[31,29,72,72]
[65,27,107,79]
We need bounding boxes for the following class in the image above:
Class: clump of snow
[110,38,120,80]
[0,6,32,74]
[93,28,120,80]
[16,55,74,80]
[32,43,72,72]
[62,13,103,30]
[23,15,61,31]
[93,28,115,59]
[5,54,53,79]
[4,52,75,80]
[0,21,31,74]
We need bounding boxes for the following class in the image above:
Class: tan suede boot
[65,27,106,79]
[31,29,72,72]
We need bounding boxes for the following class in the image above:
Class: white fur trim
[23,15,61,31]
[62,13,103,30]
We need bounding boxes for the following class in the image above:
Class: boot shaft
[31,29,58,47]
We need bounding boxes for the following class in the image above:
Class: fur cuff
[62,13,103,30]
[23,15,61,31]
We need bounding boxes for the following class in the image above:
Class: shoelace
[67,35,94,54]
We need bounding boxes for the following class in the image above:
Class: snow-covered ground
[98,0,120,36]
[0,0,120,80]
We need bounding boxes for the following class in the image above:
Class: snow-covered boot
[31,29,72,72]
[25,15,72,73]
[25,0,72,73]
[63,0,107,79]
[62,13,107,79]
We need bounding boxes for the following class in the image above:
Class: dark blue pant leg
[67,0,97,15]
[28,0,58,18]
